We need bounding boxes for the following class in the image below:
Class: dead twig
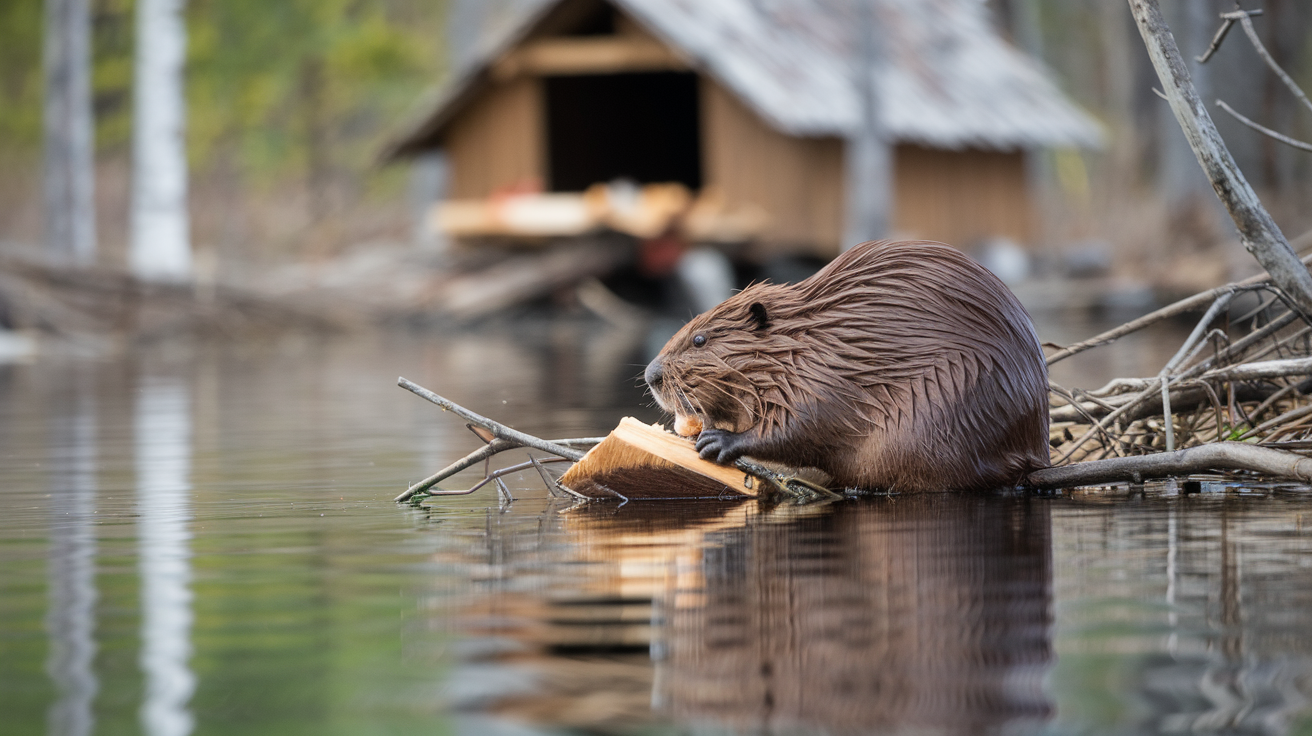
[1230,9,1312,116]
[415,457,572,498]
[1130,0,1312,316]
[399,377,589,461]
[395,434,603,502]
[1200,356,1312,382]
[1195,8,1261,64]
[1045,283,1275,366]
[1160,294,1236,450]
[1215,100,1312,153]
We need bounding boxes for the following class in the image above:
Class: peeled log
[1028,442,1312,489]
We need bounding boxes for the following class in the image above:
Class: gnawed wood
[559,418,759,500]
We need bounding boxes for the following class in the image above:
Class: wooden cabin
[386,0,1101,259]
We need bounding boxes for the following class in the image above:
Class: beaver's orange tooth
[674,414,704,437]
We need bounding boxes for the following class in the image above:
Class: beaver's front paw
[695,429,747,465]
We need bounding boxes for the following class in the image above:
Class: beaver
[643,240,1050,492]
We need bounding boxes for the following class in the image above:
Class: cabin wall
[445,76,544,198]
[700,80,845,258]
[892,145,1033,247]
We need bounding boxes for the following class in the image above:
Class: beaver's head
[644,282,799,437]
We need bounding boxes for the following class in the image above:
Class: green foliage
[0,1,43,151]
[1,0,447,184]
[185,0,447,184]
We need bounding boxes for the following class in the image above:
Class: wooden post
[131,0,192,283]
[842,0,892,250]
[1128,0,1312,315]
[43,0,96,265]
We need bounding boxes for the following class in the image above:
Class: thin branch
[414,457,571,498]
[527,453,588,501]
[1200,356,1312,382]
[1215,99,1312,153]
[1129,0,1312,316]
[1046,283,1264,366]
[1029,442,1312,489]
[398,377,588,461]
[1196,16,1236,64]
[1245,380,1309,428]
[1158,294,1233,452]
[1233,10,1312,116]
[1196,8,1262,64]
[1237,402,1312,441]
[394,434,603,502]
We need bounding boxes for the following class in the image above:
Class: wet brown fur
[646,240,1050,492]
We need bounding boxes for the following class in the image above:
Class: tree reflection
[46,382,98,736]
[135,377,195,736]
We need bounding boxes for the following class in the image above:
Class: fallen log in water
[1028,442,1312,489]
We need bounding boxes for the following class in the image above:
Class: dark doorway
[544,72,702,192]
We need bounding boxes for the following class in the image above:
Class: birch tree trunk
[131,0,191,283]
[1128,0,1312,315]
[842,0,892,249]
[43,0,96,265]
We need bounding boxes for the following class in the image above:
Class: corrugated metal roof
[387,0,1103,157]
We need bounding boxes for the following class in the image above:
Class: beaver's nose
[644,358,664,388]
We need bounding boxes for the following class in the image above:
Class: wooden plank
[892,144,1033,246]
[560,417,759,500]
[492,37,689,80]
[700,80,845,257]
[445,77,544,199]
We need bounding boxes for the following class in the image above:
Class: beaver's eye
[692,334,706,348]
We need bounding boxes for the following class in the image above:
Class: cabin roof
[385,0,1103,158]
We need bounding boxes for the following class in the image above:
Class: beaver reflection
[651,497,1054,733]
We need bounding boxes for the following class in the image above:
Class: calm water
[4,320,1312,736]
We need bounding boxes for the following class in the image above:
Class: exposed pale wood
[700,80,844,257]
[492,37,688,80]
[560,417,758,499]
[1200,357,1312,383]
[445,76,543,199]
[893,145,1032,246]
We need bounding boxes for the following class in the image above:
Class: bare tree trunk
[131,0,191,283]
[1128,0,1312,316]
[43,0,96,265]
[842,0,892,249]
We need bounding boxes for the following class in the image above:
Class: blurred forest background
[0,0,449,284]
[2,0,1311,293]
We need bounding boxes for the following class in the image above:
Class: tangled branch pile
[1048,268,1312,466]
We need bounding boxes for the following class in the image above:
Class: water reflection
[1052,495,1312,734]
[135,377,195,736]
[652,497,1053,733]
[436,497,1054,734]
[46,382,98,736]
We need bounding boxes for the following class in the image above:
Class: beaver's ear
[748,302,770,331]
